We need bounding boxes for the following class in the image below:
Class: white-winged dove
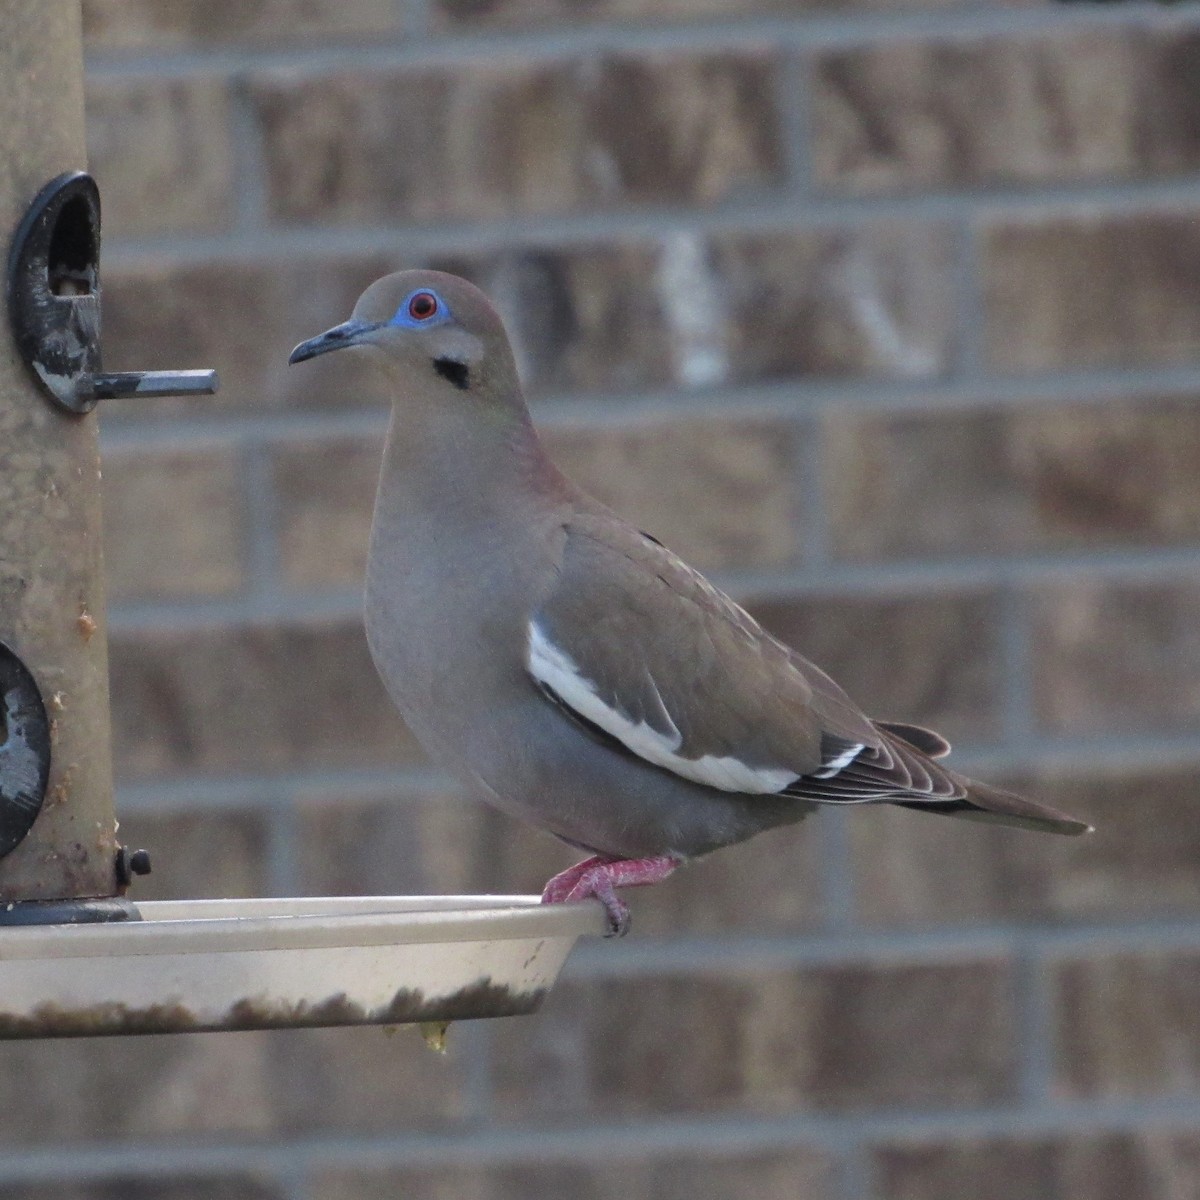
[290,271,1091,936]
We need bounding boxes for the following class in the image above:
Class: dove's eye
[408,292,438,320]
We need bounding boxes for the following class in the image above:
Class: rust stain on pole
[0,0,118,900]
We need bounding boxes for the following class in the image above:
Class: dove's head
[288,270,519,402]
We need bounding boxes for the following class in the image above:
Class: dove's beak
[288,319,382,364]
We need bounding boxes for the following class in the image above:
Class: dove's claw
[541,854,680,937]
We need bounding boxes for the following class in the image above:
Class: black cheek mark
[433,358,470,390]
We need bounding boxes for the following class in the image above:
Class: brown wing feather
[535,515,880,780]
[875,720,952,759]
[785,729,961,803]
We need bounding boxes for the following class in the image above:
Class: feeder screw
[115,846,152,887]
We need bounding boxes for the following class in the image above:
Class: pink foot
[541,854,680,937]
[540,855,616,904]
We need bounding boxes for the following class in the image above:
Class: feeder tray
[0,895,605,1038]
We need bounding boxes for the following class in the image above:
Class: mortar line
[106,726,1200,825]
[848,725,1200,778]
[96,361,1200,452]
[951,206,987,382]
[1013,939,1056,1106]
[400,0,432,41]
[718,546,1200,596]
[106,585,365,632]
[998,583,1036,745]
[783,37,832,580]
[97,172,1200,264]
[838,1138,877,1200]
[239,440,285,609]
[103,724,1200,816]
[796,411,829,568]
[226,72,269,233]
[779,46,815,198]
[82,1,1200,79]
[563,918,1200,978]
[457,1018,497,1129]
[99,408,391,450]
[816,809,857,933]
[277,1159,313,1200]
[11,1093,1200,1182]
[114,765,456,813]
[265,791,303,898]
[105,542,1200,637]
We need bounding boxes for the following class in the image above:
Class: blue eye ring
[391,287,450,329]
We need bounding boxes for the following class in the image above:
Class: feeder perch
[0,4,602,1039]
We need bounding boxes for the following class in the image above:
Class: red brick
[250,51,783,225]
[85,77,233,237]
[103,446,245,601]
[433,0,1004,30]
[0,1179,285,1200]
[826,397,1200,560]
[876,1132,1199,1200]
[710,223,956,383]
[493,958,1016,1120]
[109,619,424,781]
[814,29,1200,193]
[447,223,944,393]
[315,1149,834,1200]
[0,1032,276,1144]
[457,225,955,391]
[748,590,1003,745]
[546,416,801,570]
[82,0,401,48]
[262,1024,468,1132]
[826,409,1020,560]
[983,210,1200,372]
[1031,580,1200,736]
[115,809,269,903]
[274,437,380,591]
[0,1023,464,1147]
[636,818,824,934]
[586,51,784,208]
[850,765,1200,927]
[295,791,517,899]
[1053,950,1200,1099]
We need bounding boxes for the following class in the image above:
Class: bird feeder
[0,1,602,1039]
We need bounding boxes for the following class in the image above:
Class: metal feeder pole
[0,0,602,1036]
[0,1,119,907]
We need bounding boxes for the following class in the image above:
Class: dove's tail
[875,720,1092,836]
[788,719,1093,835]
[897,774,1093,836]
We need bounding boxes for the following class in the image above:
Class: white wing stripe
[810,742,866,779]
[528,622,798,795]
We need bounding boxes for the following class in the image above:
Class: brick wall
[5,1,1198,1197]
